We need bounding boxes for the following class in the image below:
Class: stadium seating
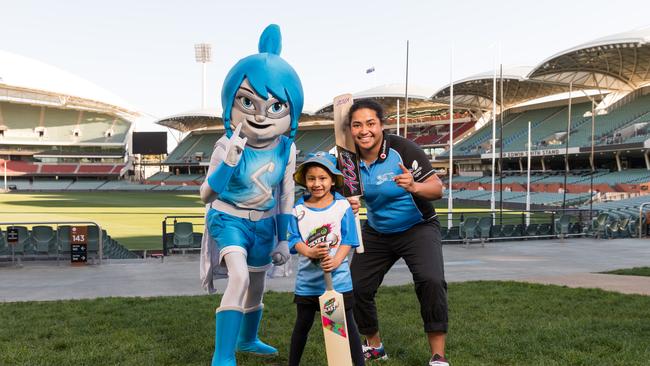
[172,222,195,252]
[56,226,72,257]
[5,226,31,257]
[0,102,130,144]
[0,229,9,256]
[66,181,106,190]
[294,129,335,159]
[31,226,58,256]
[164,133,204,164]
[478,217,492,245]
[0,225,138,261]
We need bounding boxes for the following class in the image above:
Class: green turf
[0,191,563,251]
[604,267,650,277]
[0,192,204,250]
[1,282,649,365]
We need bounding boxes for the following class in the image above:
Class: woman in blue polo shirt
[347,99,450,366]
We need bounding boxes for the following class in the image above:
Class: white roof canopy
[528,26,650,91]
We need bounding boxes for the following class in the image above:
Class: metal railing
[436,208,598,244]
[639,203,650,239]
[161,215,204,255]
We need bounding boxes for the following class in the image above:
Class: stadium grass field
[0,192,205,250]
[0,191,502,251]
[1,281,649,365]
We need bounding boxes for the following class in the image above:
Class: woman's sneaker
[429,354,450,366]
[362,342,388,361]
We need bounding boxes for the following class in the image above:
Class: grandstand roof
[431,66,572,111]
[156,108,332,132]
[155,108,222,132]
[314,83,445,117]
[528,26,650,91]
[0,50,139,119]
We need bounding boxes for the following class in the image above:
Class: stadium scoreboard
[132,132,167,155]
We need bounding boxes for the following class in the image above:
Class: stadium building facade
[432,27,650,210]
[0,50,139,190]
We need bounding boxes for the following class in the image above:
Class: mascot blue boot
[212,309,243,366]
[237,305,277,355]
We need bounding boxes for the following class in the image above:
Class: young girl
[287,151,365,366]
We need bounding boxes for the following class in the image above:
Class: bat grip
[323,271,334,291]
[351,195,365,254]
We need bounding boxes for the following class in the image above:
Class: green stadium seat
[477,217,492,246]
[557,215,572,239]
[460,217,479,246]
[537,223,552,237]
[57,226,72,257]
[6,226,30,257]
[525,224,539,237]
[173,222,194,252]
[500,224,514,237]
[31,225,57,256]
[0,229,9,256]
[87,226,100,261]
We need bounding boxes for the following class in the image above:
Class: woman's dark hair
[348,99,384,125]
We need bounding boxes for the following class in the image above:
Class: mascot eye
[239,96,255,110]
[268,102,286,114]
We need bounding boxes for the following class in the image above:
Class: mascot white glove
[225,123,248,167]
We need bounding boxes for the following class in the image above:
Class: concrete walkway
[1,237,649,302]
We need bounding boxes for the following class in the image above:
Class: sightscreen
[132,132,167,155]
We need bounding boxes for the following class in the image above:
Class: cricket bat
[319,271,353,366]
[333,94,365,254]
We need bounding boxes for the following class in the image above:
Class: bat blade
[333,94,362,197]
[333,94,356,151]
[319,287,353,366]
[333,94,365,253]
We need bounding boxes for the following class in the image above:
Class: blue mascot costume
[199,24,303,365]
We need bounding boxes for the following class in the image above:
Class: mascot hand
[225,123,248,166]
[271,240,290,265]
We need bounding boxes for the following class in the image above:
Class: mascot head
[221,24,304,147]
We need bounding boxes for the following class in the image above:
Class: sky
[2,0,649,131]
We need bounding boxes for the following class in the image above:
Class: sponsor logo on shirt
[410,160,423,179]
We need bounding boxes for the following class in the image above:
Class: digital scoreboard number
[70,226,88,264]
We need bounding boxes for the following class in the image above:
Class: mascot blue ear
[258,24,282,55]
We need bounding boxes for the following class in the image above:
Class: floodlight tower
[194,43,212,109]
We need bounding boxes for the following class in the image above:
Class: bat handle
[354,214,364,254]
[323,271,334,291]
[352,195,365,254]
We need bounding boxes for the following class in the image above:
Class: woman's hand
[394,163,416,192]
[347,197,360,214]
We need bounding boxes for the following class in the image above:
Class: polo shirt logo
[376,172,395,185]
